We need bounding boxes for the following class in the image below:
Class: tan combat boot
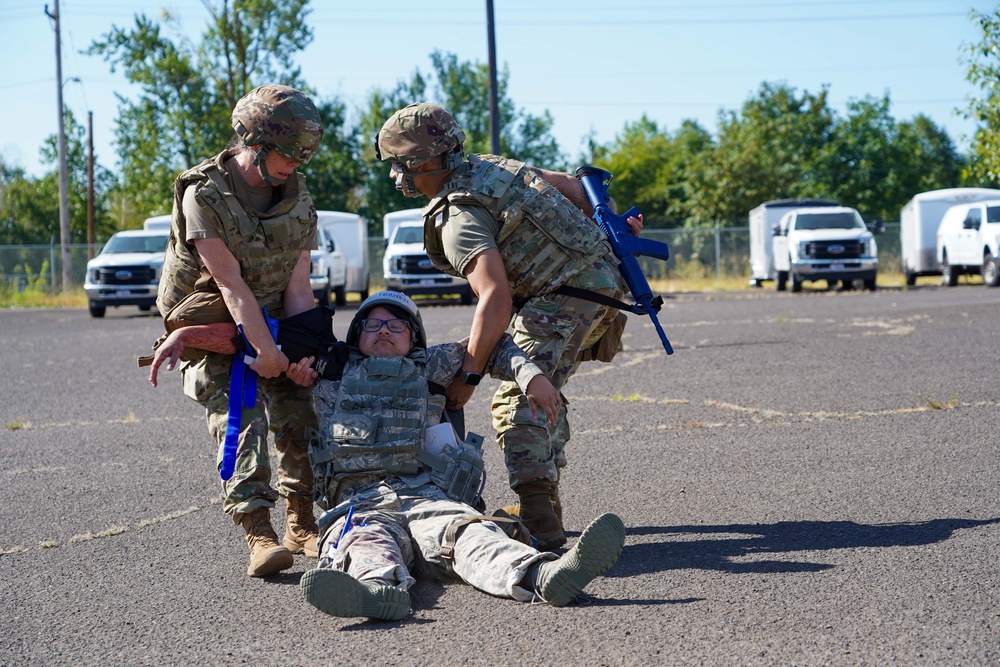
[503,478,563,528]
[240,508,294,577]
[282,494,319,558]
[533,513,626,606]
[515,480,566,550]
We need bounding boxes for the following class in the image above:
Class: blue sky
[0,0,993,178]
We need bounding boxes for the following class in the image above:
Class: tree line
[3,2,1000,246]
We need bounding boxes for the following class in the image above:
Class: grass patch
[925,395,959,410]
[6,417,30,431]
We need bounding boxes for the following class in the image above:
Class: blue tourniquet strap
[220,310,279,481]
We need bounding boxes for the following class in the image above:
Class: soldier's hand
[526,375,561,425]
[286,356,318,387]
[250,348,289,378]
[149,330,185,388]
[445,379,476,412]
[626,213,644,235]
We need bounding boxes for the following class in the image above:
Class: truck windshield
[987,206,1000,223]
[103,235,169,254]
[794,212,864,230]
[393,226,424,244]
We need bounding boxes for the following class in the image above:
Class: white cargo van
[935,199,1000,287]
[900,188,1000,285]
[142,214,172,232]
[317,211,370,301]
[309,225,347,306]
[748,199,840,286]
[773,206,880,291]
[382,208,472,304]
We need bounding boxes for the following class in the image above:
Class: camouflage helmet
[347,290,427,351]
[376,103,466,170]
[231,84,324,164]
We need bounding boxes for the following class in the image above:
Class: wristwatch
[456,368,482,386]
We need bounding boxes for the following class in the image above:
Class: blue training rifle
[575,165,674,355]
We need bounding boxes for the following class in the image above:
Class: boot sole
[301,568,410,621]
[247,545,294,577]
[536,513,626,607]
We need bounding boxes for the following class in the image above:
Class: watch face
[462,371,482,386]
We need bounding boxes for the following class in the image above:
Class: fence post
[714,220,722,277]
[50,240,57,288]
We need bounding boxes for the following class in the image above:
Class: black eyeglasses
[361,317,409,333]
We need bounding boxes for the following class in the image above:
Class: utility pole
[87,111,95,258]
[46,0,72,291]
[485,0,500,155]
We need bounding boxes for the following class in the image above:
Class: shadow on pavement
[612,517,1000,576]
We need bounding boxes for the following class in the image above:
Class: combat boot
[282,494,319,557]
[533,513,626,606]
[301,568,410,621]
[503,475,563,524]
[515,480,566,550]
[240,508,294,577]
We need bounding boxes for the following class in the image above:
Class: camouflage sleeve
[424,342,468,386]
[484,333,543,393]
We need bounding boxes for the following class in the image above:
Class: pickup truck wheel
[138,304,152,312]
[905,269,916,287]
[941,253,958,287]
[334,284,347,306]
[775,271,787,291]
[89,304,106,318]
[982,254,1000,287]
[460,286,473,306]
[317,285,331,306]
[790,271,802,293]
[864,275,877,291]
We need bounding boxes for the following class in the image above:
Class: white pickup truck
[773,206,881,292]
[936,199,1000,287]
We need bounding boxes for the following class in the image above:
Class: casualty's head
[375,103,465,197]
[231,84,324,186]
[347,290,427,356]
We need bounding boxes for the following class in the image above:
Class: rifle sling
[551,284,655,314]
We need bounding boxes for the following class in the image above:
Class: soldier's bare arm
[283,250,315,318]
[194,237,288,378]
[148,322,238,387]
[444,248,512,411]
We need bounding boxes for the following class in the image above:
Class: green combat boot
[240,508,294,577]
[282,494,319,557]
[515,480,565,550]
[301,568,410,621]
[534,513,626,606]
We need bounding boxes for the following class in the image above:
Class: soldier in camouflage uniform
[375,103,641,550]
[154,84,326,578]
[287,291,626,621]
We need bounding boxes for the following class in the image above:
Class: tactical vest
[310,353,485,510]
[157,149,316,318]
[423,154,612,300]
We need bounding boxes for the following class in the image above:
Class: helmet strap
[249,145,284,187]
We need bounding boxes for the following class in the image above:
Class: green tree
[687,82,835,225]
[812,94,900,221]
[87,0,321,218]
[896,115,963,196]
[354,52,564,230]
[594,116,712,227]
[428,51,563,168]
[961,6,1000,186]
[1,110,116,245]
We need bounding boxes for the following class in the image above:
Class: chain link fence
[1,223,902,292]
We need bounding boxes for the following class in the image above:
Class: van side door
[957,205,982,265]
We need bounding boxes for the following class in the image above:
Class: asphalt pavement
[1,284,997,666]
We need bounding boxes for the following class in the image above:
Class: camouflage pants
[317,481,552,600]
[182,351,317,521]
[492,263,624,489]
